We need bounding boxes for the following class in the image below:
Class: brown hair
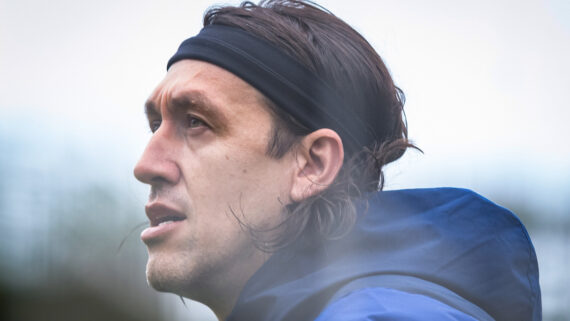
[206,0,418,250]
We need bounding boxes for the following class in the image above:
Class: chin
[145,254,191,295]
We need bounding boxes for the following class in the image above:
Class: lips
[146,203,186,226]
[141,202,187,242]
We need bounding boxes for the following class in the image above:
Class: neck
[189,249,271,321]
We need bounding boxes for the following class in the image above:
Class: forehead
[146,60,270,120]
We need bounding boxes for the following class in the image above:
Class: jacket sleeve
[314,287,480,321]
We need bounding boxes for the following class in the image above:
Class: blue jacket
[227,188,541,320]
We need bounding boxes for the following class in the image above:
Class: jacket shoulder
[314,287,478,321]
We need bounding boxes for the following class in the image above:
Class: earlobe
[290,129,344,202]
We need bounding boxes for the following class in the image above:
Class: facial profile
[133,59,299,315]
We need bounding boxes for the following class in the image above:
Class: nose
[133,127,181,186]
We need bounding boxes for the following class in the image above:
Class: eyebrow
[144,90,227,130]
[144,100,160,119]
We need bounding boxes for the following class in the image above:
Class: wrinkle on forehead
[146,60,274,138]
[169,60,268,108]
[145,88,230,136]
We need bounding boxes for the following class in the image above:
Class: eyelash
[150,120,161,133]
[187,115,207,129]
[148,115,207,133]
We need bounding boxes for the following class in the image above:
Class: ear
[290,129,344,202]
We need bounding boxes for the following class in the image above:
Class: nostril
[149,176,172,187]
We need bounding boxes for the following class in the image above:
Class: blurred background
[0,0,568,320]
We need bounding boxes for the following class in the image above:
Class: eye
[150,119,161,133]
[187,115,207,129]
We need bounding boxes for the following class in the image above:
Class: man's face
[134,60,295,301]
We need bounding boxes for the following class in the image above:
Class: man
[134,1,541,320]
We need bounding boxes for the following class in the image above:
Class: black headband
[167,25,374,151]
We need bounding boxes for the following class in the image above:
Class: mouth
[141,202,187,242]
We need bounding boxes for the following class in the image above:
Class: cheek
[179,135,292,225]
[184,140,272,190]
